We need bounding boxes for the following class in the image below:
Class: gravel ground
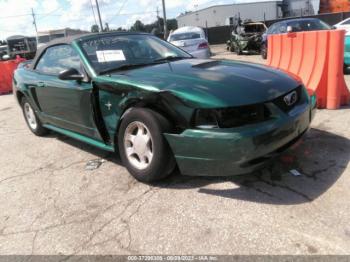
[0,45,349,255]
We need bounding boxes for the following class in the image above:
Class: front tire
[118,108,176,182]
[21,97,48,136]
[236,46,242,55]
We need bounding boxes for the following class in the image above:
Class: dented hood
[108,59,300,108]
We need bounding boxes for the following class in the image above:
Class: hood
[106,59,300,108]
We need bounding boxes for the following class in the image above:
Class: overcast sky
[0,0,279,39]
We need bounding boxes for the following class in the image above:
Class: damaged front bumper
[165,100,316,177]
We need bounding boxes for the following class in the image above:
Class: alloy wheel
[123,121,153,170]
[24,102,37,130]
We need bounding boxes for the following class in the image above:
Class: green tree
[104,22,110,32]
[130,20,146,32]
[91,24,99,33]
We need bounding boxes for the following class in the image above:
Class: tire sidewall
[21,97,47,136]
[118,108,175,182]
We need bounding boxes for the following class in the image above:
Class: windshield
[169,33,201,41]
[287,19,331,32]
[80,34,191,74]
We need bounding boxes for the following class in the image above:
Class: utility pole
[162,0,168,39]
[31,8,38,33]
[156,7,161,33]
[95,0,104,32]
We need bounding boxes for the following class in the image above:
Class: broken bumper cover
[165,102,315,177]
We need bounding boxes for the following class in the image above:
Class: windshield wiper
[99,63,152,75]
[99,57,191,75]
[153,56,191,63]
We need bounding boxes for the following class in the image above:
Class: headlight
[194,109,219,129]
[194,105,270,129]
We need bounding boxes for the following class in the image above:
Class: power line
[106,0,129,24]
[0,14,32,19]
[36,6,64,20]
[162,0,168,39]
[0,9,64,20]
[89,0,98,26]
[31,8,38,33]
[117,0,129,15]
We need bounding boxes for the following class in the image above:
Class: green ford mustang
[13,32,317,182]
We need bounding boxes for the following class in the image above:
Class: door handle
[37,82,46,87]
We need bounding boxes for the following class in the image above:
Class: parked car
[0,45,8,60]
[334,17,350,34]
[167,26,211,59]
[14,32,316,182]
[261,18,332,59]
[335,18,350,72]
[227,22,267,55]
[345,36,350,72]
[6,35,37,59]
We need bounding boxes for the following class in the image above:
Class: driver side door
[32,44,102,140]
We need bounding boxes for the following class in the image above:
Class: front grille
[272,85,302,113]
[217,104,271,128]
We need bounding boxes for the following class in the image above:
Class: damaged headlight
[194,109,219,129]
[194,104,271,129]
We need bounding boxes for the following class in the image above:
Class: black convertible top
[30,31,150,70]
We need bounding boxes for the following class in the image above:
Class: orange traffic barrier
[267,30,350,109]
[0,56,25,95]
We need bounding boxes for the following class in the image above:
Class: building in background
[176,0,327,29]
[319,0,350,13]
[177,1,283,28]
[37,28,89,47]
[281,0,320,17]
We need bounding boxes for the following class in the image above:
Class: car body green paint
[165,98,313,176]
[13,32,316,177]
[44,124,114,152]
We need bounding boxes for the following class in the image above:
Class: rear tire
[236,46,242,55]
[21,97,48,136]
[118,108,176,183]
[229,45,235,52]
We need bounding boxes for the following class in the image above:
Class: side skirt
[43,124,115,152]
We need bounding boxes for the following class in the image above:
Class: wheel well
[113,103,179,149]
[16,91,24,104]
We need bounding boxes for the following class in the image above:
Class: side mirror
[58,68,84,81]
[287,26,293,33]
[2,54,10,60]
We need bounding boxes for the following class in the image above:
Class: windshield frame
[77,33,193,75]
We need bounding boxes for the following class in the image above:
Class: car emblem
[105,101,112,110]
[284,91,298,106]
